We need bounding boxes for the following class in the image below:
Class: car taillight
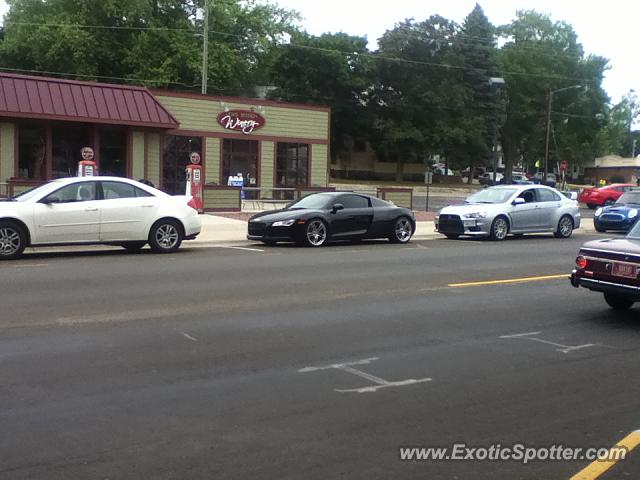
[576,255,588,269]
[187,198,197,211]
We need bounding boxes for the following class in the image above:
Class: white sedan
[0,177,201,259]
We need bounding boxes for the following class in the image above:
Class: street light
[489,77,506,185]
[544,84,584,183]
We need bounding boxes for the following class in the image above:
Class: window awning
[0,72,179,129]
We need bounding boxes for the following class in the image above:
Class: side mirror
[332,203,344,213]
[40,196,60,205]
[512,198,526,206]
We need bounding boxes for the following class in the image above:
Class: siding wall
[145,132,161,186]
[0,123,15,183]
[205,137,220,184]
[260,141,274,195]
[131,130,145,180]
[157,95,329,141]
[203,187,241,211]
[310,144,328,186]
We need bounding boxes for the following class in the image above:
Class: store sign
[217,110,266,135]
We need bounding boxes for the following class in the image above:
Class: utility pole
[201,0,210,95]
[543,91,552,183]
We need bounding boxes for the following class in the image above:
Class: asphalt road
[1,233,639,480]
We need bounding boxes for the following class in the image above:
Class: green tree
[453,4,503,177]
[498,11,609,176]
[370,15,467,181]
[269,32,373,161]
[0,0,298,93]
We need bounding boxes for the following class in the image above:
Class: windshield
[616,192,640,205]
[465,188,518,204]
[288,194,332,210]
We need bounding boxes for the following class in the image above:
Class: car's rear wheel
[604,199,615,206]
[300,219,327,247]
[148,219,183,253]
[604,293,634,310]
[0,221,27,260]
[554,215,574,238]
[389,216,413,244]
[489,216,509,241]
[586,203,597,209]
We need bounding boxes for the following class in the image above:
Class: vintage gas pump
[77,146,97,177]
[185,152,204,213]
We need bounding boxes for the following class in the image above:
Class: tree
[453,4,503,178]
[269,32,373,161]
[0,0,299,93]
[370,16,467,181]
[498,11,609,176]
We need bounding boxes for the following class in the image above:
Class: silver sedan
[435,185,581,240]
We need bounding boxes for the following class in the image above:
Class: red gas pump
[77,146,97,177]
[185,152,204,213]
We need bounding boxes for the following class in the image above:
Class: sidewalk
[191,214,598,246]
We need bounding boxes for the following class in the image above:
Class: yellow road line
[570,430,640,480]
[448,274,569,288]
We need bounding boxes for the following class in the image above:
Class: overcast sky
[271,0,638,105]
[0,0,636,104]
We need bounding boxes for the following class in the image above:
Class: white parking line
[181,332,197,342]
[500,331,596,354]
[299,357,432,394]
[218,246,265,253]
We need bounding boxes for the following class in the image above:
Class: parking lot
[1,232,639,479]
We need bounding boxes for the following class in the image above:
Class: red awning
[0,72,179,129]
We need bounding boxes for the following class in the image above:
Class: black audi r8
[247,192,416,247]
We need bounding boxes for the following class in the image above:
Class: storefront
[0,72,331,201]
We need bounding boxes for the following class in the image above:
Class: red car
[579,184,636,209]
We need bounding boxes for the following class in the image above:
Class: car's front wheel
[389,216,413,244]
[0,221,27,260]
[148,219,183,253]
[554,215,574,238]
[489,216,509,241]
[300,218,327,247]
[604,292,634,310]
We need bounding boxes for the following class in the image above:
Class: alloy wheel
[395,218,412,243]
[559,217,573,237]
[0,227,21,256]
[492,218,508,241]
[306,220,327,246]
[155,224,179,249]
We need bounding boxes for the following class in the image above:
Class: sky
[0,0,636,104]
[270,0,638,105]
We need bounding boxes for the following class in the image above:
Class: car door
[536,188,563,229]
[98,181,159,241]
[509,188,540,231]
[329,194,374,237]
[32,181,100,244]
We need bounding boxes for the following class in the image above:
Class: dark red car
[578,184,636,209]
[570,229,640,310]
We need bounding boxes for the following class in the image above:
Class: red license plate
[612,263,638,278]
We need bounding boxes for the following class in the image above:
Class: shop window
[163,135,202,195]
[18,125,46,180]
[222,139,259,198]
[52,124,92,178]
[99,127,127,177]
[276,143,309,199]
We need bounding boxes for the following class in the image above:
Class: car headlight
[629,209,638,219]
[272,219,296,227]
[463,212,487,219]
[595,208,603,217]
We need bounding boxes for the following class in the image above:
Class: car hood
[581,237,640,255]
[249,208,318,223]
[602,205,640,214]
[439,203,507,216]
